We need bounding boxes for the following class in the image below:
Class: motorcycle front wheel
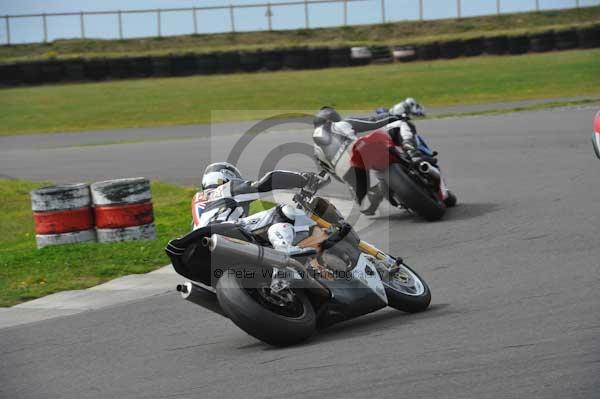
[383,262,431,313]
[216,272,316,347]
[386,164,446,221]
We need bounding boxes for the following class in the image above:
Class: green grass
[0,178,275,307]
[1,49,599,135]
[1,6,598,63]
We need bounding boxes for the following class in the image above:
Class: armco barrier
[508,35,529,55]
[31,183,97,248]
[577,24,600,48]
[529,31,555,52]
[554,28,579,50]
[91,178,156,243]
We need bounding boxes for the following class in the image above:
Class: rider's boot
[360,183,384,216]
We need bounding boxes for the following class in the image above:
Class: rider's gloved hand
[321,222,353,250]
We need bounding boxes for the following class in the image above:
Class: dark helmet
[201,162,242,190]
[313,106,342,128]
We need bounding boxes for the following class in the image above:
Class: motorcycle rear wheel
[216,272,316,347]
[386,164,446,221]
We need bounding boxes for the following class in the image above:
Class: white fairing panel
[353,254,388,305]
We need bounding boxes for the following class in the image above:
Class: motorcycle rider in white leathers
[191,162,311,230]
[312,98,456,215]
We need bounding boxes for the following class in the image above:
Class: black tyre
[484,35,508,55]
[386,164,446,221]
[216,272,316,346]
[329,47,351,67]
[463,37,484,57]
[507,35,529,55]
[439,40,464,59]
[383,263,431,313]
[529,31,555,52]
[416,42,440,60]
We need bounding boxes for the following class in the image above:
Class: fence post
[80,12,85,38]
[304,0,309,29]
[535,0,539,11]
[575,0,580,7]
[457,0,461,18]
[496,0,501,15]
[5,15,10,45]
[266,3,273,31]
[193,8,198,34]
[118,10,123,39]
[343,0,348,25]
[419,0,424,21]
[42,13,48,43]
[157,9,161,37]
[381,0,386,23]
[229,5,235,32]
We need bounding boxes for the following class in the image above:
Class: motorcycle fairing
[350,130,396,171]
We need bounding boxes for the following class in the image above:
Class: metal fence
[0,0,592,45]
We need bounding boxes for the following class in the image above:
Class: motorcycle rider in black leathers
[313,98,456,215]
[191,162,311,230]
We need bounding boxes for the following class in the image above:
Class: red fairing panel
[593,111,600,159]
[350,130,398,170]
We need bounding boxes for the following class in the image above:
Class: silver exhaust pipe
[177,281,228,317]
[203,234,330,298]
[419,161,441,181]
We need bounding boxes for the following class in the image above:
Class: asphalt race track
[1,106,599,398]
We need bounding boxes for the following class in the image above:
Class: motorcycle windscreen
[593,111,600,160]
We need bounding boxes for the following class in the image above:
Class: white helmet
[201,162,242,190]
[267,223,295,250]
[390,97,425,118]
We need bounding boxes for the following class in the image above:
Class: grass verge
[0,178,272,307]
[1,6,598,63]
[1,49,599,136]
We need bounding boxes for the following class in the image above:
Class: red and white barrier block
[593,111,600,160]
[91,178,156,242]
[31,183,96,248]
